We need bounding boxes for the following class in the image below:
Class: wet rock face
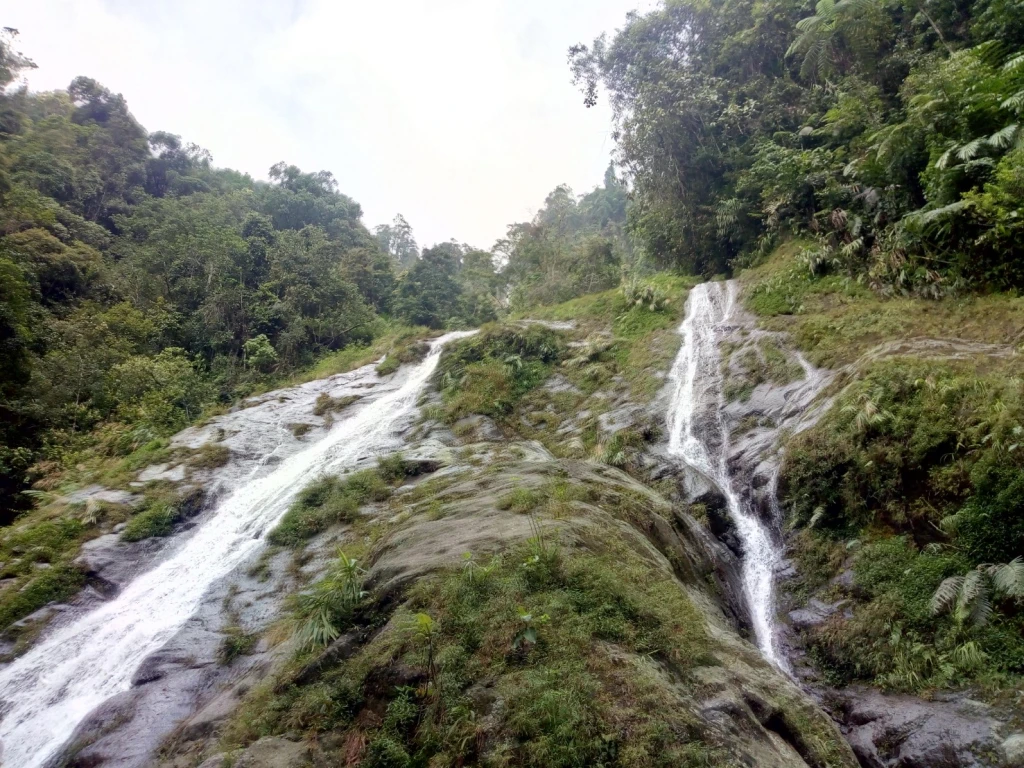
[150,443,856,768]
[827,687,1004,768]
[53,543,293,768]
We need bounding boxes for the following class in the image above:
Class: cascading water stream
[666,281,790,671]
[0,331,473,768]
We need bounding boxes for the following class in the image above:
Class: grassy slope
[739,243,1024,699]
[213,452,852,768]
[182,277,855,768]
[740,240,1024,367]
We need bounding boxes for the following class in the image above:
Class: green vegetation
[375,337,431,377]
[723,337,805,403]
[568,0,1024,297]
[500,167,630,310]
[0,563,84,629]
[521,273,696,402]
[214,454,855,766]
[185,443,231,471]
[120,486,205,542]
[218,625,258,665]
[312,393,361,417]
[742,243,1024,368]
[268,455,420,547]
[223,537,722,767]
[436,324,565,422]
[773,288,1024,692]
[0,31,505,519]
[290,551,367,651]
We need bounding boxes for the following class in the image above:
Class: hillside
[2,0,1024,766]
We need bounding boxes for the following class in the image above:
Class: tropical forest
[0,0,1022,765]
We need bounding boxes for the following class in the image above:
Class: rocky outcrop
[154,439,857,768]
[827,687,1006,768]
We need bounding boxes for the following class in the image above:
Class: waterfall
[666,281,790,671]
[0,331,473,768]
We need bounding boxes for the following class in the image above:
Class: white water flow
[666,281,789,671]
[0,331,473,768]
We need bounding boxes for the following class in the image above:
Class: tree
[394,244,462,328]
[374,214,419,269]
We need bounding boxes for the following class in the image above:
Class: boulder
[1003,734,1024,767]
[832,686,1001,768]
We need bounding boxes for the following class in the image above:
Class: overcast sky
[7,0,654,249]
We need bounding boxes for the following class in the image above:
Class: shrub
[218,625,258,664]
[363,737,411,768]
[0,564,85,629]
[121,504,178,542]
[269,463,399,547]
[121,487,206,542]
[291,552,366,650]
[437,325,564,421]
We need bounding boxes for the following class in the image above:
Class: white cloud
[6,0,653,248]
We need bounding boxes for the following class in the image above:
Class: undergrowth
[268,456,421,547]
[222,533,721,767]
[778,322,1024,692]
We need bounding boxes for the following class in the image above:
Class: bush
[784,357,1024,691]
[0,564,85,629]
[782,359,1024,541]
[269,464,397,547]
[364,737,411,768]
[121,487,206,542]
[437,324,564,421]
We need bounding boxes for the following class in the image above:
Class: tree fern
[788,0,881,82]
[990,557,1024,596]
[986,123,1019,149]
[932,558,1024,628]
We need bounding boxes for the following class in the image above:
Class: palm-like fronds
[955,138,986,161]
[292,550,367,651]
[787,0,880,81]
[989,557,1024,597]
[932,558,1023,628]
[1002,91,1024,111]
[987,124,1019,149]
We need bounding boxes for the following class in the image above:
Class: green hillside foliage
[744,243,1024,694]
[0,29,503,520]
[499,166,631,310]
[568,0,1024,292]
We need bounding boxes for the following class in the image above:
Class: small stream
[0,332,472,768]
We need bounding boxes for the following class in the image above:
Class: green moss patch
[269,456,426,547]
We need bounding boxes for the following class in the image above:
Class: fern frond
[956,138,985,161]
[935,147,956,170]
[931,575,964,614]
[990,557,1024,597]
[968,587,992,627]
[904,200,972,228]
[1003,53,1024,72]
[988,124,1019,148]
[1001,91,1024,112]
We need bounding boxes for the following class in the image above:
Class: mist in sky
[6,0,653,249]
